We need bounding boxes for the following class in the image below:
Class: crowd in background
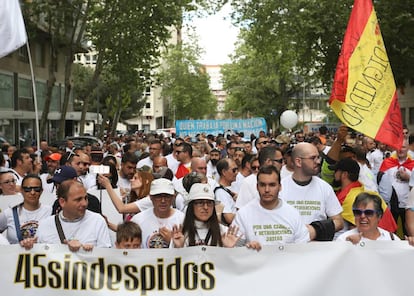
[1,124,414,250]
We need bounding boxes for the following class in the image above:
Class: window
[0,73,14,109]
[401,108,406,125]
[18,78,33,111]
[409,108,414,125]
[34,43,45,67]
[145,102,151,109]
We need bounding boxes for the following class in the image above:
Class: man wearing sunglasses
[280,142,344,241]
[215,158,238,225]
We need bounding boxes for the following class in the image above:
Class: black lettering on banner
[184,262,198,290]
[124,265,139,291]
[13,253,217,293]
[157,258,164,291]
[166,257,181,290]
[107,264,122,290]
[140,265,155,295]
[200,262,215,290]
[47,261,62,288]
[33,254,47,288]
[72,261,88,289]
[89,258,105,290]
[14,254,30,288]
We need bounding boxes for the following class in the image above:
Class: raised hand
[172,224,185,248]
[222,225,241,248]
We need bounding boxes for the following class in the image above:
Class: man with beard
[232,165,309,250]
[332,157,396,237]
[279,142,344,241]
[235,146,283,209]
[207,148,221,183]
[117,152,139,196]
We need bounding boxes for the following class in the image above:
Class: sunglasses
[272,158,284,164]
[22,186,42,193]
[193,200,215,207]
[251,166,260,170]
[352,208,378,217]
[230,167,238,173]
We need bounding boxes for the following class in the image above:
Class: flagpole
[26,40,41,157]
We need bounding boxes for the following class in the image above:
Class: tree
[158,37,217,123]
[221,35,296,125]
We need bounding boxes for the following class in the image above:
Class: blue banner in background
[175,118,267,138]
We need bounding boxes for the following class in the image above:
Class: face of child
[115,238,141,249]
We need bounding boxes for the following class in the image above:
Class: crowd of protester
[1,124,414,251]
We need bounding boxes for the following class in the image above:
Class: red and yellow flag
[329,0,403,149]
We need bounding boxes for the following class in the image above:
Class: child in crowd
[115,221,142,249]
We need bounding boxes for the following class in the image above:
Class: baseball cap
[47,165,77,184]
[45,153,62,161]
[329,158,360,175]
[149,178,175,195]
[186,183,219,205]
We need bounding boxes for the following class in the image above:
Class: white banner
[0,241,412,295]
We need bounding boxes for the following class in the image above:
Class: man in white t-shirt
[235,146,284,209]
[232,165,309,250]
[36,180,112,252]
[131,178,184,248]
[280,142,344,241]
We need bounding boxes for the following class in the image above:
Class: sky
[191,3,239,65]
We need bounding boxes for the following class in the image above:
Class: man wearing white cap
[131,178,184,248]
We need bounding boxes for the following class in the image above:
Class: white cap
[150,178,175,195]
[186,183,219,204]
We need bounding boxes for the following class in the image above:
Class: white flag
[0,0,27,58]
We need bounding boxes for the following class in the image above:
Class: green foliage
[224,0,414,127]
[158,38,217,122]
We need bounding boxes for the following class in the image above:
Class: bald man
[279,142,344,241]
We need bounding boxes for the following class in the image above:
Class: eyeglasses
[272,158,284,164]
[229,167,238,173]
[193,200,215,207]
[352,208,378,217]
[251,166,260,170]
[152,194,173,200]
[300,155,321,162]
[22,186,42,193]
[0,179,16,185]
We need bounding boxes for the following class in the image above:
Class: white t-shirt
[279,176,343,224]
[182,220,228,247]
[37,210,112,248]
[235,174,259,209]
[214,186,237,214]
[137,156,153,169]
[232,199,309,245]
[336,227,400,242]
[131,208,184,249]
[0,204,51,244]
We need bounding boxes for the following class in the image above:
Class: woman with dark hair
[0,174,51,248]
[172,183,239,247]
[337,192,399,243]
